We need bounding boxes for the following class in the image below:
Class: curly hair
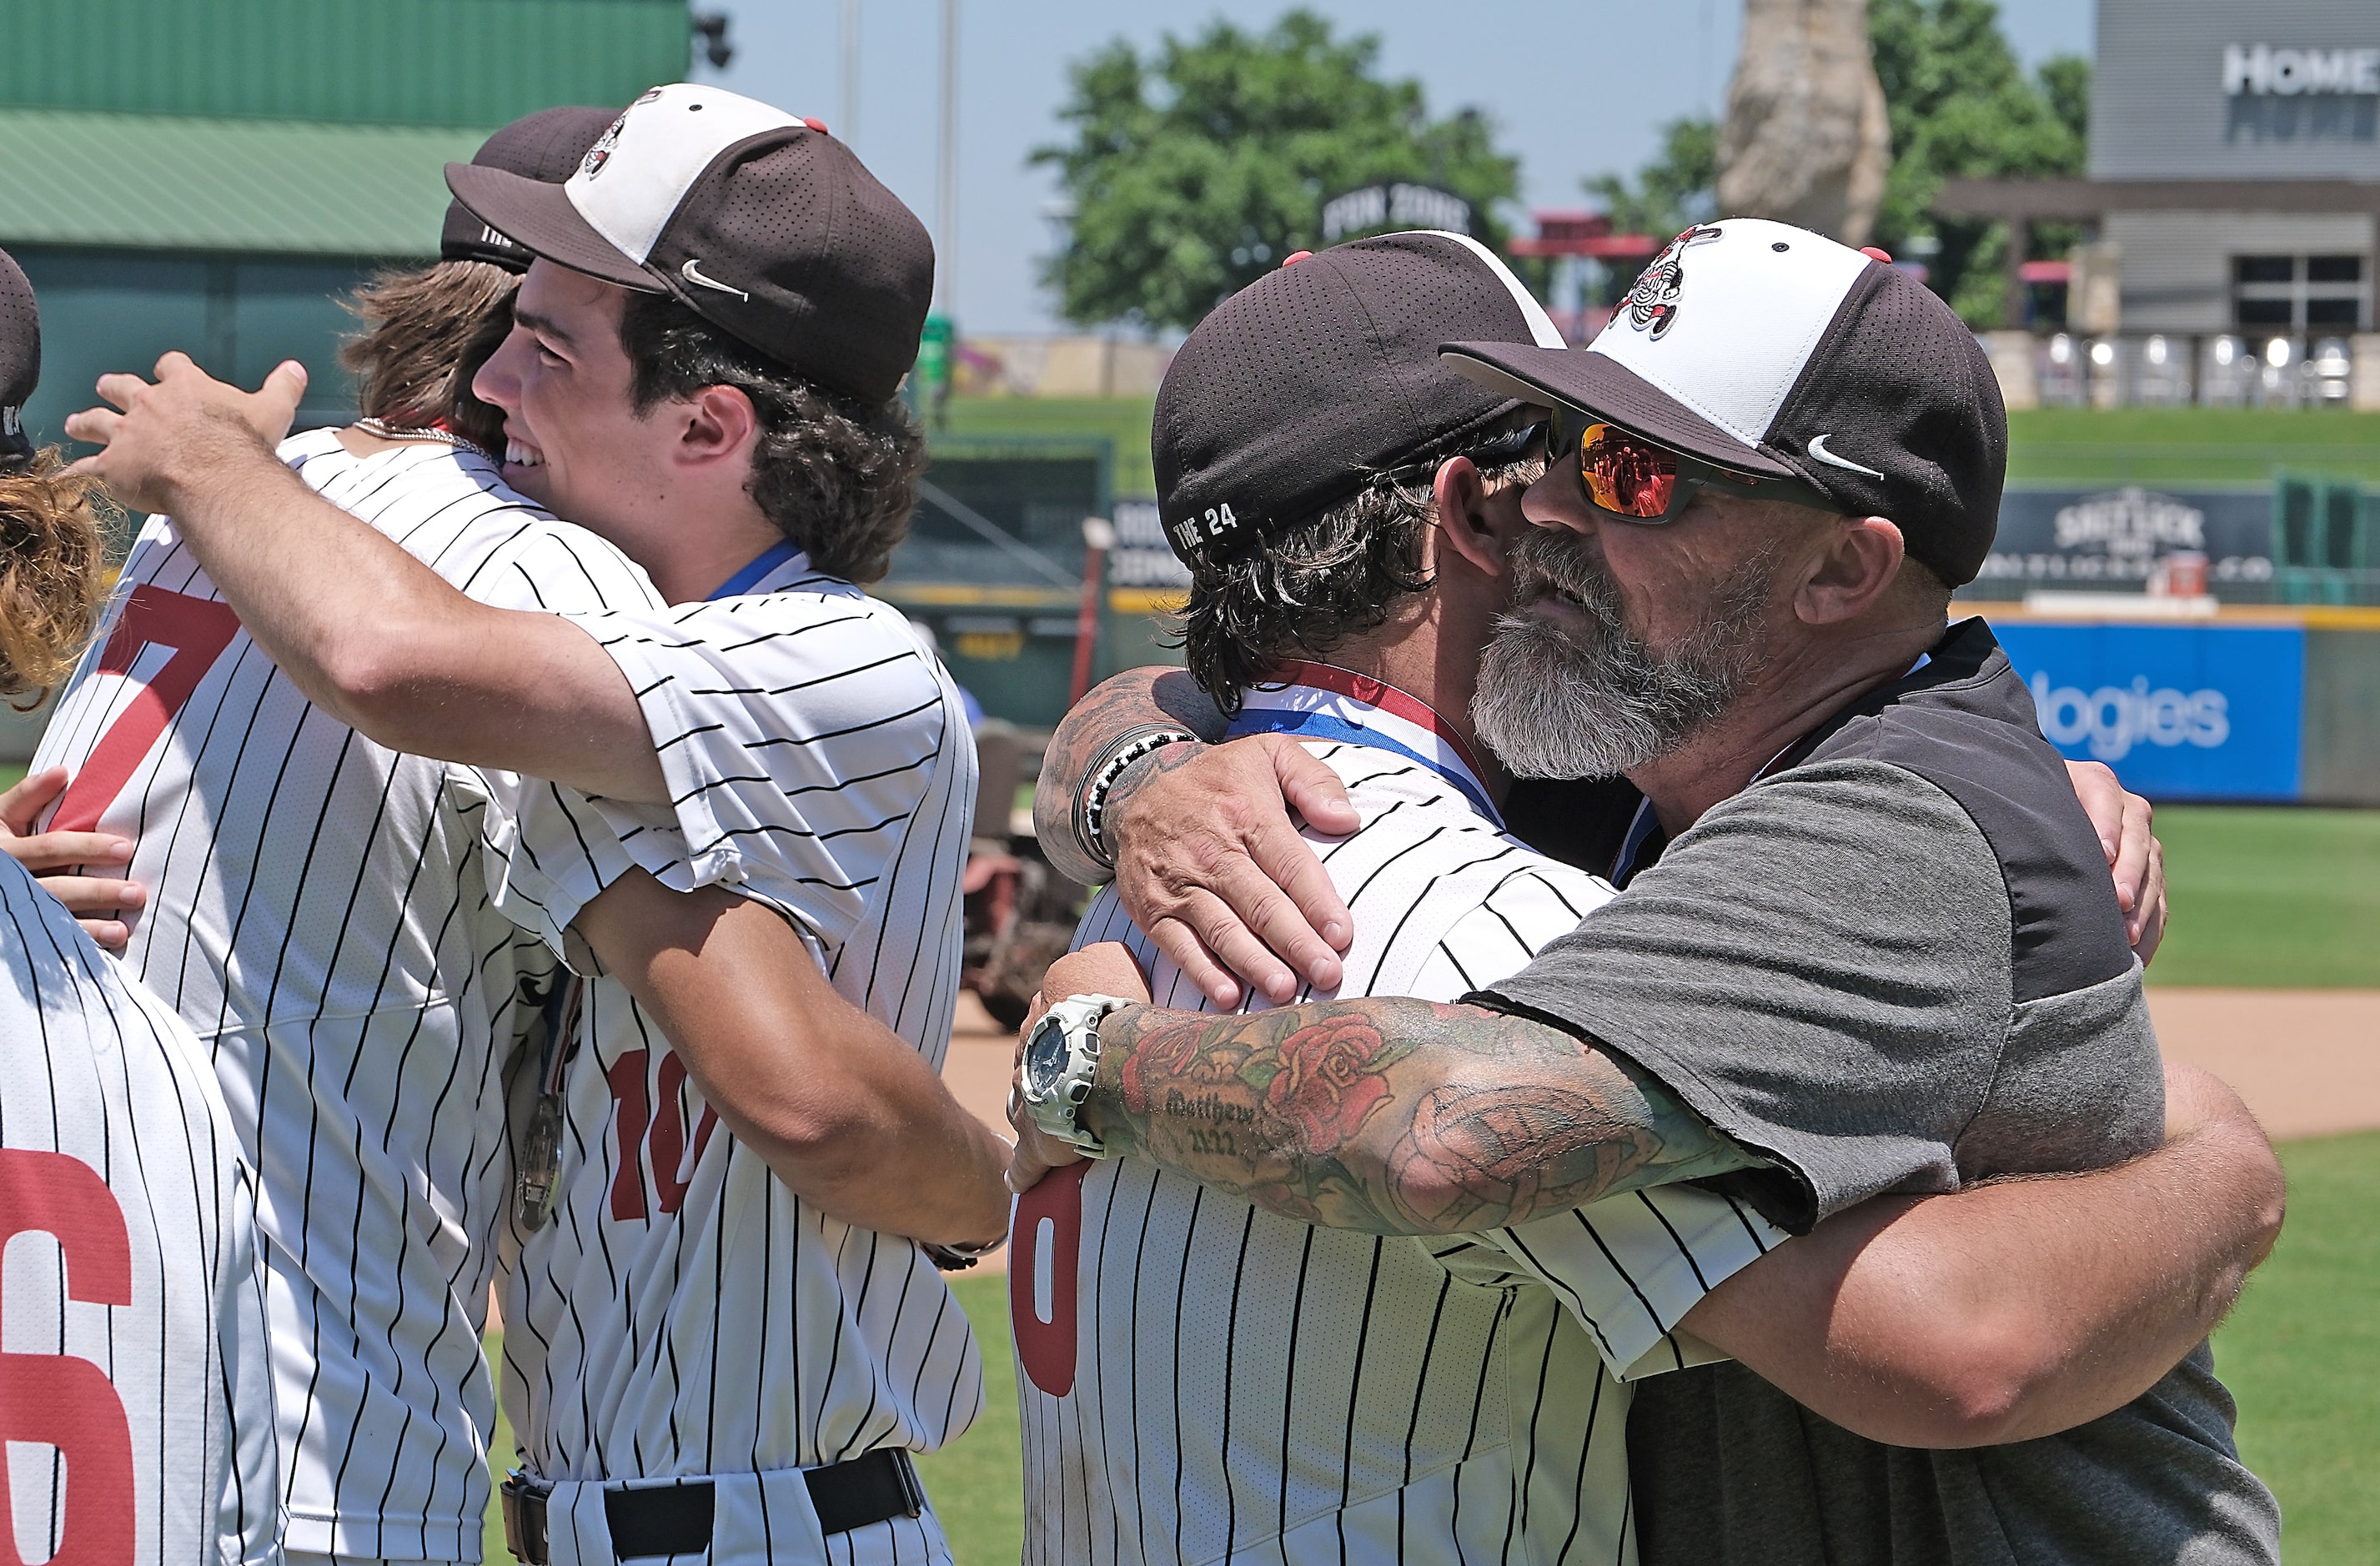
[1179,437,1543,711]
[0,449,110,705]
[616,293,926,585]
[339,259,520,453]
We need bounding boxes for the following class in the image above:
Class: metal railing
[2031,333,2360,409]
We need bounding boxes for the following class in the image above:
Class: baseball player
[24,109,665,1566]
[68,85,1009,1566]
[0,246,279,1566]
[1002,234,1786,1564]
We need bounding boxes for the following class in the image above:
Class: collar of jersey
[710,540,809,599]
[1226,660,1502,829]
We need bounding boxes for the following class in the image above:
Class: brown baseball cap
[0,247,37,469]
[445,83,934,406]
[440,106,624,273]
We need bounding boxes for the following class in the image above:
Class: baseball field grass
[2146,806,2380,989]
[2212,1129,2380,1564]
[932,396,2380,497]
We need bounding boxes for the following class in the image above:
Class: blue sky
[694,1,2095,334]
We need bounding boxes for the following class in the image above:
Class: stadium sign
[1320,183,1474,243]
[1106,500,1193,590]
[1994,622,2305,799]
[1975,487,2273,594]
[2222,43,2380,96]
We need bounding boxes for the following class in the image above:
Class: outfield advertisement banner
[1994,622,2307,800]
[1968,487,2274,595]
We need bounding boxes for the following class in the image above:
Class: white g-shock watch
[1018,994,1134,1157]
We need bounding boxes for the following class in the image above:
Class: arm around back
[1678,1059,2283,1448]
[67,354,671,803]
[573,870,1012,1248]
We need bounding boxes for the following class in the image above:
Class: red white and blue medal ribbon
[1225,660,1503,829]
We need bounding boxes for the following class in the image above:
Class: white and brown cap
[1442,218,2008,585]
[0,247,37,469]
[445,83,934,406]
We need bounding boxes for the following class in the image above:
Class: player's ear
[1432,456,1505,578]
[676,384,760,469]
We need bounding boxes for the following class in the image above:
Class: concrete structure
[958,335,1175,399]
[1941,0,2379,344]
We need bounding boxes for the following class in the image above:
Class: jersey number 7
[51,585,242,834]
[0,1149,136,1566]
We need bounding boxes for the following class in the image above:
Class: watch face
[1025,1014,1067,1097]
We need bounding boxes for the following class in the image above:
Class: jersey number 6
[0,1148,137,1566]
[52,585,242,834]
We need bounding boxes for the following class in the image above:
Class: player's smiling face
[472,260,670,534]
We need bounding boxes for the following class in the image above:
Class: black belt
[501,1451,926,1562]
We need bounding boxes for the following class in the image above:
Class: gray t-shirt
[1484,757,2162,1234]
[1475,621,2280,1566]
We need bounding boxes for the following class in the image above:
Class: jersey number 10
[605,1049,721,1221]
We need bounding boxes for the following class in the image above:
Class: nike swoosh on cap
[1806,434,1885,479]
[680,258,751,300]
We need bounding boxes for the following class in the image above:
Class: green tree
[1582,116,1718,242]
[1869,0,2088,326]
[1033,11,1520,332]
[1581,0,2086,328]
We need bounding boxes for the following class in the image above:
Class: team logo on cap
[581,113,628,179]
[1622,224,1722,339]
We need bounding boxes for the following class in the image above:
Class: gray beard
[1471,529,1775,780]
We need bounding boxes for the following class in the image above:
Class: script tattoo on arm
[1082,998,1758,1234]
[1032,667,1230,886]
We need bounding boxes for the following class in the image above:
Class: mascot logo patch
[580,109,635,180]
[1623,224,1723,339]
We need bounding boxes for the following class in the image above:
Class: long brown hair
[339,259,520,453]
[0,449,109,705]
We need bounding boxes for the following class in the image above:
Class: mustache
[1505,528,1615,610]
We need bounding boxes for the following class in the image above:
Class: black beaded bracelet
[1072,725,1199,871]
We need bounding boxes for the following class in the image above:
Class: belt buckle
[502,1471,553,1565]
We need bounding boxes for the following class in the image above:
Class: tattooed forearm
[1032,666,1230,885]
[1083,998,1759,1234]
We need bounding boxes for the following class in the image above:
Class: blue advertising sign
[1991,622,2305,801]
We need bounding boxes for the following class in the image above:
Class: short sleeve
[1484,1183,1787,1382]
[457,765,650,960]
[1474,760,2014,1234]
[565,590,969,951]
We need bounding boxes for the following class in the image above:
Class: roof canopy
[2,0,686,129]
[0,109,486,256]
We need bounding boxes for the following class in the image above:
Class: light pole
[839,0,860,150]
[936,0,958,316]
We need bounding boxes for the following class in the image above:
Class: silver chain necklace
[354,417,489,456]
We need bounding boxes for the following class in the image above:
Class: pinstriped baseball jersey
[473,552,980,1565]
[0,851,279,1566]
[1013,670,1785,1566]
[29,427,665,1562]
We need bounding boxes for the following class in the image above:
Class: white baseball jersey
[0,851,279,1566]
[30,428,664,1562]
[474,550,981,1566]
[1014,665,1788,1565]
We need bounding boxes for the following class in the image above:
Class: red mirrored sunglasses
[1549,405,1842,524]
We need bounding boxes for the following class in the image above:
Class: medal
[515,976,583,1232]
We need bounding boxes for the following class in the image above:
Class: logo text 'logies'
[2031,671,2232,764]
